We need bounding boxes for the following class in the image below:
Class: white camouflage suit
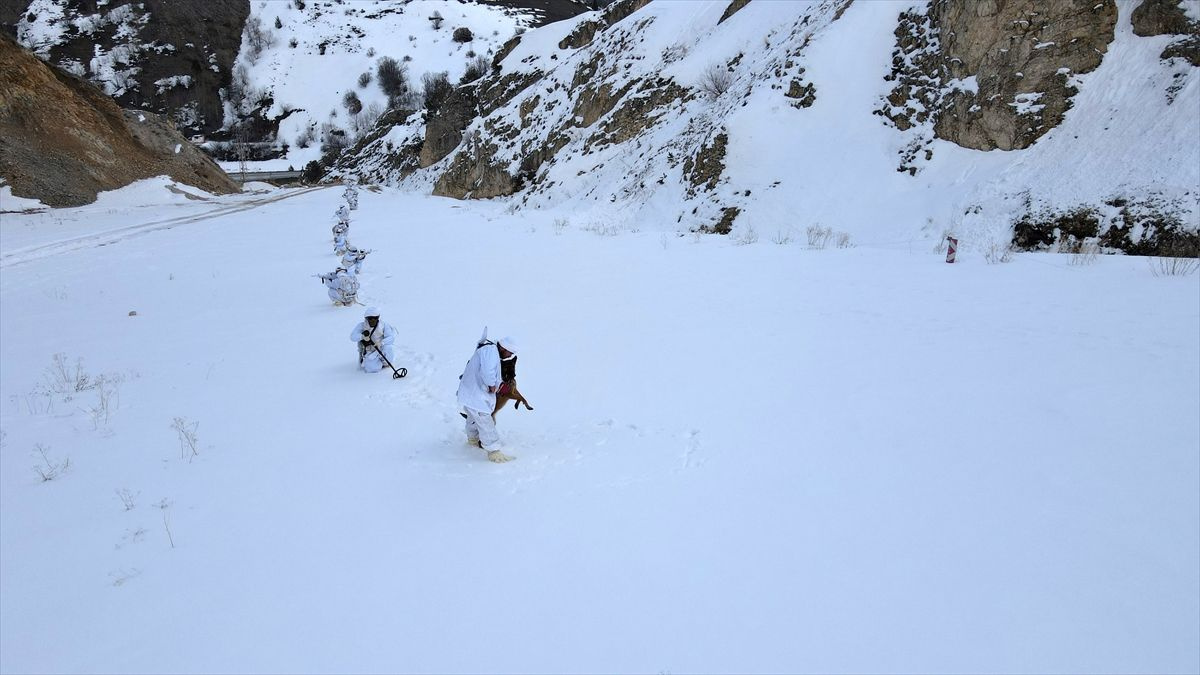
[457,340,503,452]
[320,269,358,305]
[350,309,397,373]
[341,247,367,275]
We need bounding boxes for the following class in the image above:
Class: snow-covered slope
[1,179,1198,673]
[341,0,1199,254]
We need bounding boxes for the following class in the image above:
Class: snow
[14,0,67,58]
[153,75,193,94]
[1183,0,1200,23]
[945,75,980,94]
[0,185,47,212]
[1,178,1198,673]
[1010,91,1047,115]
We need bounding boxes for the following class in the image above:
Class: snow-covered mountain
[2,0,593,160]
[335,0,1200,256]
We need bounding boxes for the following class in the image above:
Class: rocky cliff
[0,33,238,207]
[878,0,1118,178]
[3,0,250,137]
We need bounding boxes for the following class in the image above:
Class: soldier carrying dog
[457,330,520,463]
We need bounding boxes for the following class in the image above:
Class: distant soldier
[318,267,359,306]
[333,226,350,256]
[341,246,369,275]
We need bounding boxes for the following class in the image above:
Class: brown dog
[459,354,534,421]
[494,379,533,416]
[494,354,533,417]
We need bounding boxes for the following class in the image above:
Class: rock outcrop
[0,34,237,207]
[1132,0,1200,66]
[880,0,1118,162]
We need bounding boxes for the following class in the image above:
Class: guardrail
[229,170,304,184]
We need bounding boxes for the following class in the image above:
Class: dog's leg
[507,385,533,411]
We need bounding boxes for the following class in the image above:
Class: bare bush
[171,417,199,462]
[43,353,95,396]
[933,228,954,253]
[835,232,854,249]
[1150,250,1200,277]
[350,102,384,138]
[377,57,411,108]
[733,224,759,246]
[983,240,1015,264]
[583,220,621,237]
[116,488,139,511]
[452,26,473,43]
[422,71,453,111]
[33,443,69,482]
[462,54,491,83]
[806,225,832,249]
[1069,240,1101,266]
[771,227,794,245]
[295,125,315,149]
[357,71,371,88]
[83,377,120,429]
[553,217,569,235]
[244,16,276,63]
[342,90,363,115]
[698,63,734,100]
[429,11,444,29]
[22,392,54,415]
[320,122,349,155]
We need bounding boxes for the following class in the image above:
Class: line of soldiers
[319,178,370,306]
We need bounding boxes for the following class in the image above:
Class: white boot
[487,449,515,463]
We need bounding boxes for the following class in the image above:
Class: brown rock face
[558,0,652,50]
[881,0,1117,154]
[935,0,1117,150]
[1132,0,1200,66]
[432,132,516,199]
[718,0,752,25]
[1132,0,1196,36]
[419,85,482,169]
[0,34,237,207]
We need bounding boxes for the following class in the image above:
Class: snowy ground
[1,180,1198,674]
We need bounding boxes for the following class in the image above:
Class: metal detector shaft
[373,343,407,379]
